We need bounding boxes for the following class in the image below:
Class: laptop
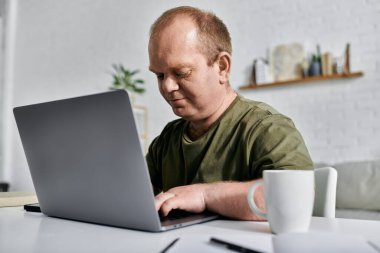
[13,90,218,232]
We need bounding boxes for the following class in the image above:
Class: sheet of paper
[273,232,379,253]
[166,232,380,253]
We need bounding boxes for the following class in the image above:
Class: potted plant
[110,64,145,103]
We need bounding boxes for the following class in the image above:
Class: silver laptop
[13,90,218,232]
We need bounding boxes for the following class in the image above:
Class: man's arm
[155,179,266,221]
[151,111,313,220]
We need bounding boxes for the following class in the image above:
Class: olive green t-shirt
[146,96,313,194]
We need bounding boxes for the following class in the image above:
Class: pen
[368,240,380,253]
[159,238,180,253]
[210,237,264,253]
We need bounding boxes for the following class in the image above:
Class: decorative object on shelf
[309,45,322,77]
[270,43,304,82]
[344,43,350,74]
[334,56,345,74]
[321,52,334,76]
[242,42,361,90]
[252,58,273,85]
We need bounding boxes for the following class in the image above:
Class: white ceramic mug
[247,170,315,234]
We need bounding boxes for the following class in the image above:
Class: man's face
[148,17,226,122]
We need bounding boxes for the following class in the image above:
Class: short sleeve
[145,136,163,195]
[248,114,314,178]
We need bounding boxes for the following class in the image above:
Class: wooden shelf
[239,72,364,90]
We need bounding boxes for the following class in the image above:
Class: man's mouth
[168,96,185,101]
[169,98,185,107]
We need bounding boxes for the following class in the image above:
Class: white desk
[1,207,380,253]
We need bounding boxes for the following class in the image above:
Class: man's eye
[176,70,191,78]
[156,74,164,80]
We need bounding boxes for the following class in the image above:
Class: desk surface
[1,207,380,253]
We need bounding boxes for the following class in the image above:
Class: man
[147,6,313,220]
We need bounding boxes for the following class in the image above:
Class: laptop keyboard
[159,209,195,221]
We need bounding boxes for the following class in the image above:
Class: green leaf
[135,79,145,84]
[130,70,139,76]
[109,64,146,94]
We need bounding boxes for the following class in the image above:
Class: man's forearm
[203,180,266,221]
[154,179,266,221]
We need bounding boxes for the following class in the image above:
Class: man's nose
[161,77,179,94]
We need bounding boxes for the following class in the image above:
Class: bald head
[149,16,198,60]
[149,6,232,66]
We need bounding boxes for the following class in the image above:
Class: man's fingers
[154,192,175,211]
[160,197,181,216]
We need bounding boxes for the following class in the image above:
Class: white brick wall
[234,0,380,164]
[2,0,379,190]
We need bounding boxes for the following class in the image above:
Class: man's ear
[216,52,231,85]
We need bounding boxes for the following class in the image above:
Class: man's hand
[154,180,266,221]
[155,184,207,216]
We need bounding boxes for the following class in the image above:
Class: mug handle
[247,181,267,219]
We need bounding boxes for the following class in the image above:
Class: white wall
[1,0,379,190]
[1,0,18,188]
[0,1,4,179]
[237,0,380,163]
